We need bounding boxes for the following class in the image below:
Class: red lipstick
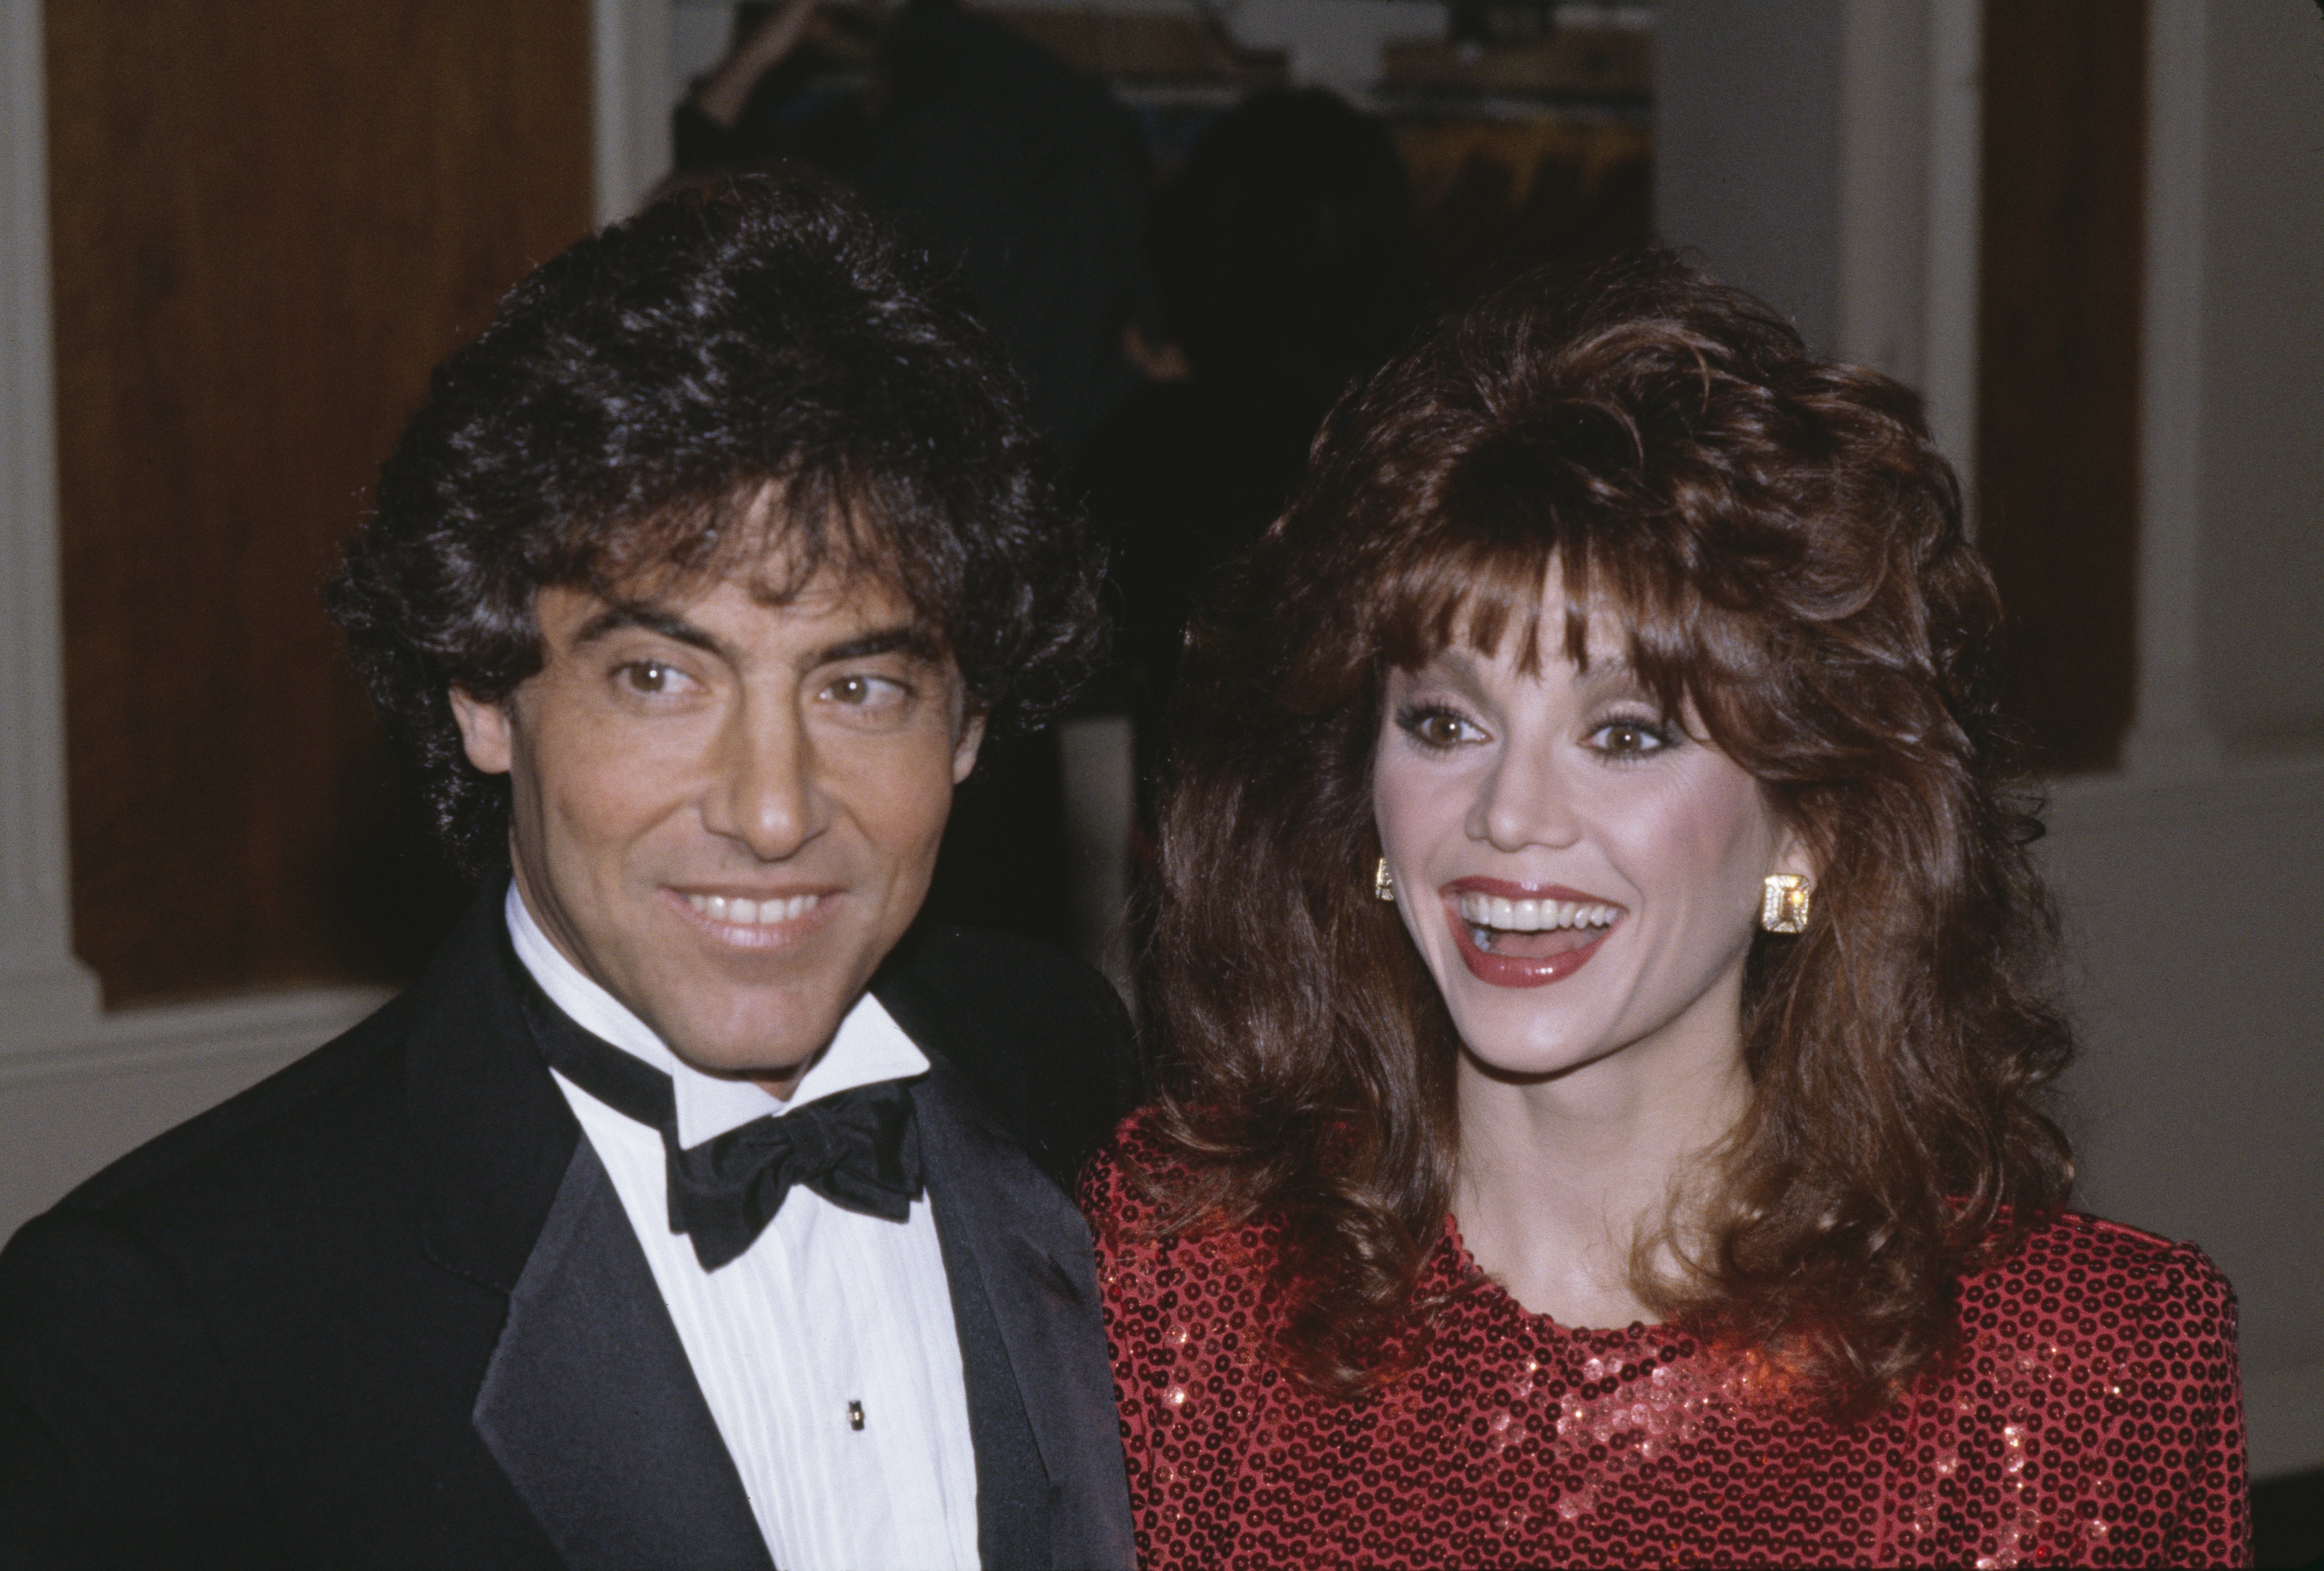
[1441,878,1620,989]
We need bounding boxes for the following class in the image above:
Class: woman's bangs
[1371,497,1710,727]
[1371,520,1557,675]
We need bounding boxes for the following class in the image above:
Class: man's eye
[824,673,906,708]
[621,661,676,694]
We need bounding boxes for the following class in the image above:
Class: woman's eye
[1398,705,1480,749]
[1590,719,1669,757]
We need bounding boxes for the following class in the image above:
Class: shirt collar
[503,881,929,1149]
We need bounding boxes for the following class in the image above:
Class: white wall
[1654,0,1847,352]
[2042,764,2324,1481]
[1656,0,1982,472]
[0,994,383,1235]
[2194,1,2324,755]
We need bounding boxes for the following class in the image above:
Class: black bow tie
[524,989,925,1271]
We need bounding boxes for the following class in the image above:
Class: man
[0,178,1136,1570]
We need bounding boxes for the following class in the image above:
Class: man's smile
[669,885,840,951]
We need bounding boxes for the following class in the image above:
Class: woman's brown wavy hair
[1140,251,2076,1416]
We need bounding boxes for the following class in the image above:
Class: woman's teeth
[687,892,819,926]
[1455,892,1620,933]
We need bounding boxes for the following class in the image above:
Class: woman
[1085,255,2249,1569]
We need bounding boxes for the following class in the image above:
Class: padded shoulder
[50,989,421,1221]
[0,1204,278,1564]
[874,925,1141,1194]
[1978,1210,2239,1336]
[1954,1209,2244,1429]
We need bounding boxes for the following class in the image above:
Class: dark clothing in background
[1077,89,1420,806]
[680,3,1152,458]
[838,6,1150,456]
[675,96,779,176]
[919,727,1077,953]
[1076,379,1321,790]
[0,883,1138,1570]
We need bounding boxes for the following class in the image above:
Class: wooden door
[1976,0,2146,772]
[48,1,593,1003]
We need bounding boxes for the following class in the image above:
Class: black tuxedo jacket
[0,885,1140,1570]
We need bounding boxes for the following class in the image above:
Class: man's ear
[951,710,987,786]
[448,687,515,776]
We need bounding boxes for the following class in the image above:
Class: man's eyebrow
[570,604,729,658]
[568,607,939,668]
[810,624,942,666]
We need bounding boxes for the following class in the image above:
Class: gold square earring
[1374,858,1396,902]
[1760,873,1812,933]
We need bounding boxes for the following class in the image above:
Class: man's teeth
[687,893,820,926]
[1455,892,1620,931]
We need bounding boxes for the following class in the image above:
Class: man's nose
[700,695,828,860]
[1468,737,1585,852]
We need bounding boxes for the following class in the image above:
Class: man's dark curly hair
[327,174,1103,874]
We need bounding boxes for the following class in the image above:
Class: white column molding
[1917,0,1982,489]
[1838,0,1931,386]
[2120,0,2220,779]
[1057,715,1135,1001]
[0,0,104,1037]
[592,0,673,227]
[1836,0,1981,490]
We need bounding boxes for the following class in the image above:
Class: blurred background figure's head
[675,0,1155,460]
[1143,87,1419,414]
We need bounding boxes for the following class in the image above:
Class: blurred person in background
[1078,86,1421,811]
[1087,254,2250,1568]
[675,0,1151,458]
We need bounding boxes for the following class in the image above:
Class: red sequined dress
[1085,1123,2251,1570]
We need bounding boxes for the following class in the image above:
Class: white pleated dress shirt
[506,885,981,1571]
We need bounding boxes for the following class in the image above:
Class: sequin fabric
[1086,1124,2251,1570]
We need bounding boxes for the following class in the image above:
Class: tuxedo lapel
[403,889,584,1301]
[913,1064,1136,1571]
[404,885,770,1571]
[473,1140,774,1571]
[404,892,1133,1569]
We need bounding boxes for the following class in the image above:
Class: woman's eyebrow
[1571,649,1647,688]
[1412,644,1491,683]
